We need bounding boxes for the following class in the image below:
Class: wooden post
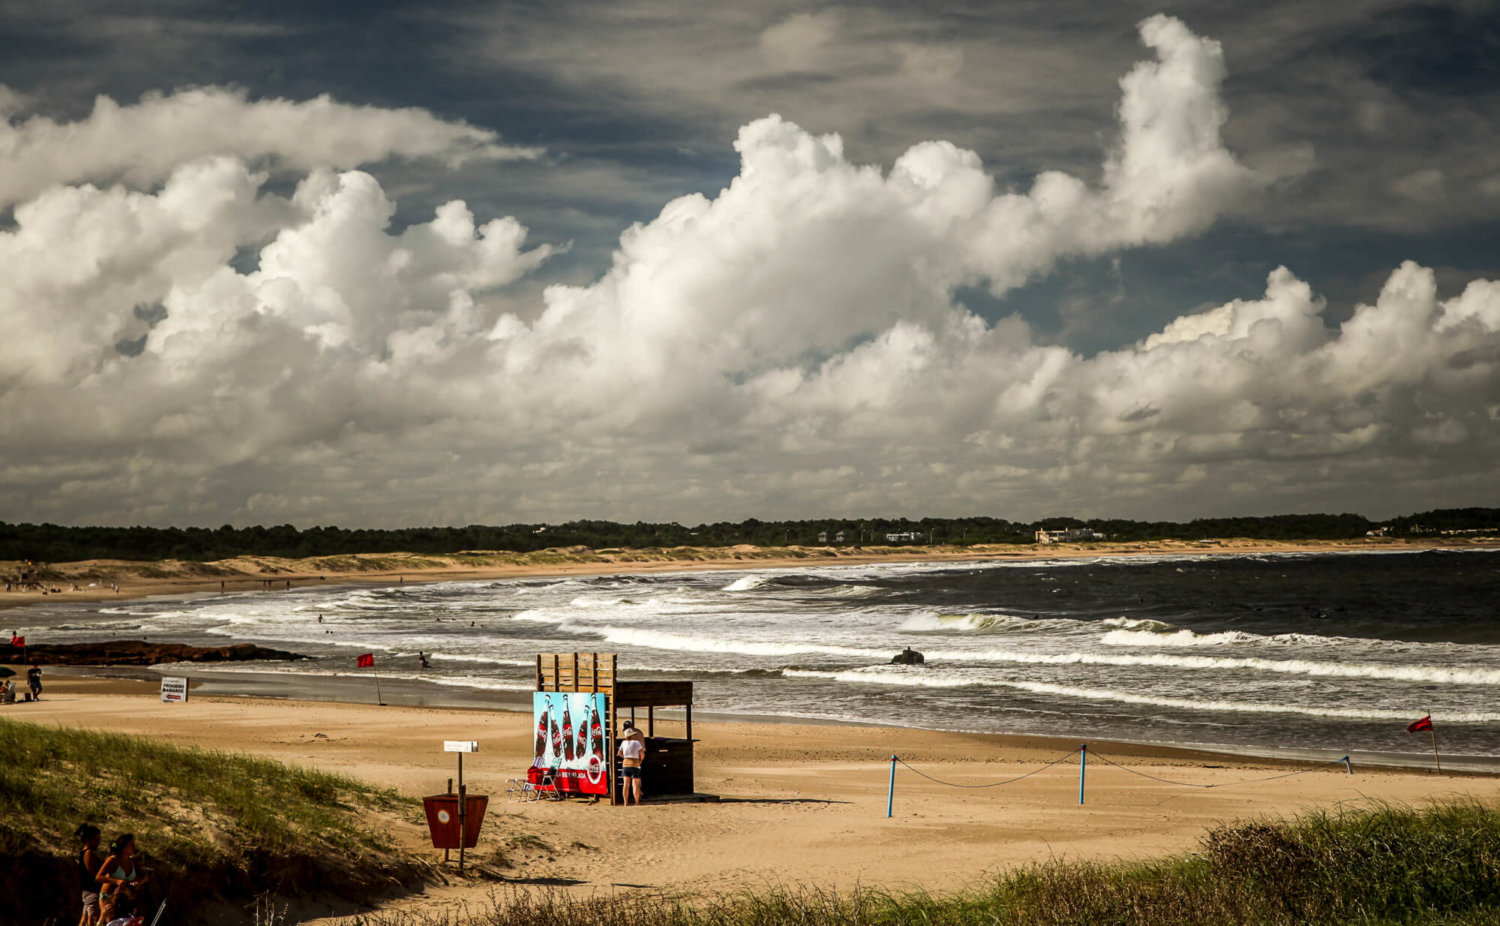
[535,654,542,690]
[648,705,655,737]
[685,704,693,743]
[608,694,618,805]
[457,752,466,873]
[1430,727,1442,774]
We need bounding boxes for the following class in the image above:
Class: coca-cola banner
[532,691,610,796]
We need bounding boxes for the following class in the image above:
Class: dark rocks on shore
[1,640,305,666]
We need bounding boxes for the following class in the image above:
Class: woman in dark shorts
[618,721,646,805]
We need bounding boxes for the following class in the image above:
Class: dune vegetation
[0,717,431,922]
[349,800,1500,926]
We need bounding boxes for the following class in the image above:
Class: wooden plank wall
[535,652,616,692]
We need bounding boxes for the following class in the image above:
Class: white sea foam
[1099,617,1176,631]
[923,646,1500,686]
[1101,628,1259,647]
[782,669,1500,723]
[724,575,778,591]
[898,612,1040,633]
[824,584,883,598]
[594,626,888,659]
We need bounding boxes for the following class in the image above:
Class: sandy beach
[6,673,1498,922]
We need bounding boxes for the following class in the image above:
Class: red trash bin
[422,793,489,849]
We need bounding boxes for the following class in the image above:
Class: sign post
[445,741,478,871]
[159,677,189,703]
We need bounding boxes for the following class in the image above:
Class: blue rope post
[887,755,897,818]
[1078,744,1087,805]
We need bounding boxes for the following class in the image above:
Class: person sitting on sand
[96,833,147,923]
[76,823,103,926]
[0,679,14,703]
[619,721,647,805]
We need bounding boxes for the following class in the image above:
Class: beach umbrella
[0,667,14,678]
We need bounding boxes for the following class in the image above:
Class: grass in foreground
[347,799,1500,926]
[0,717,424,917]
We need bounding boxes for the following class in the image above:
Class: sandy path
[7,676,1497,922]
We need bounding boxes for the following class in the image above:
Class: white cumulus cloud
[0,85,541,207]
[1,16,1496,527]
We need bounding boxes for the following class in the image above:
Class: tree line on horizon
[0,507,1495,563]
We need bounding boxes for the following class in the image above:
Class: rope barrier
[896,749,1080,789]
[1087,750,1351,789]
[886,746,1352,816]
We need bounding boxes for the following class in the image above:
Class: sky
[1,0,1498,529]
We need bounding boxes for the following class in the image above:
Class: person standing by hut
[618,721,646,805]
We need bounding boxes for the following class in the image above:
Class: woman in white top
[618,722,646,805]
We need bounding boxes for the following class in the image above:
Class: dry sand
[7,674,1498,922]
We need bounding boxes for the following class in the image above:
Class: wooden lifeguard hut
[534,653,698,804]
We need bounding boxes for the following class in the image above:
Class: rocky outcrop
[1,640,304,665]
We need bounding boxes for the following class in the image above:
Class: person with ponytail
[95,833,147,923]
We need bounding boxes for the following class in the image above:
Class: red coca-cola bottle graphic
[589,702,604,760]
[535,706,550,760]
[550,707,563,758]
[561,705,575,761]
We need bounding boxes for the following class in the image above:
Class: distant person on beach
[26,662,42,700]
[96,833,147,923]
[418,651,430,669]
[76,823,103,926]
[619,721,646,805]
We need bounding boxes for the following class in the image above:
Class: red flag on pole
[1407,715,1433,733]
[357,653,375,668]
[12,636,23,647]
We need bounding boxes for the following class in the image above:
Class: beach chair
[523,766,562,801]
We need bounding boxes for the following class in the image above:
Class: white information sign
[444,740,479,753]
[160,677,189,703]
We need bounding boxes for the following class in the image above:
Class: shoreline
[5,536,1497,612]
[28,663,1496,776]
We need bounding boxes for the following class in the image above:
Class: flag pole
[1428,712,1440,774]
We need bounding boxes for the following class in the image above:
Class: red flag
[357,653,375,668]
[1407,715,1433,733]
[12,636,23,647]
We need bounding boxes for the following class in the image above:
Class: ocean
[9,549,1500,769]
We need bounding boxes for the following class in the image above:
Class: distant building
[886,531,922,543]
[817,531,828,544]
[1035,528,1106,544]
[834,530,846,543]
